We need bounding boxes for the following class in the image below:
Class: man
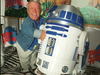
[16,0,46,75]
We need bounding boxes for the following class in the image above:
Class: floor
[1,46,100,75]
[1,46,23,75]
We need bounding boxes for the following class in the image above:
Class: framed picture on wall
[71,0,100,25]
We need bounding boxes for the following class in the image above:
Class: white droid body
[36,5,89,75]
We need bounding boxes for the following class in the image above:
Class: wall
[84,25,100,68]
[71,0,89,8]
[40,0,71,6]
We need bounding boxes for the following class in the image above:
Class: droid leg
[72,31,89,75]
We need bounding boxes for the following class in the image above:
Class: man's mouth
[32,13,37,16]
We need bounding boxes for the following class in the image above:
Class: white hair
[26,0,42,10]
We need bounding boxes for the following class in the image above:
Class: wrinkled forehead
[28,1,41,9]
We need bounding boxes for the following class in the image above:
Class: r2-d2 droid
[36,5,89,75]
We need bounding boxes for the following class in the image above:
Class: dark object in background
[5,7,28,18]
[27,0,30,2]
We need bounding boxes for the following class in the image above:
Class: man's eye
[29,8,32,10]
[36,8,40,10]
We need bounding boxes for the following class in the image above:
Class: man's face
[27,1,41,21]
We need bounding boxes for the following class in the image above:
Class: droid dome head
[47,5,84,30]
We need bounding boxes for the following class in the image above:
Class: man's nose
[33,8,36,12]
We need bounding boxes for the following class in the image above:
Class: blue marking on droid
[46,26,68,32]
[72,13,77,22]
[66,12,72,19]
[59,10,66,18]
[46,31,67,37]
[47,22,69,28]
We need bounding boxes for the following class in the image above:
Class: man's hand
[40,30,46,41]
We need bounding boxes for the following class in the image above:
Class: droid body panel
[36,5,89,75]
